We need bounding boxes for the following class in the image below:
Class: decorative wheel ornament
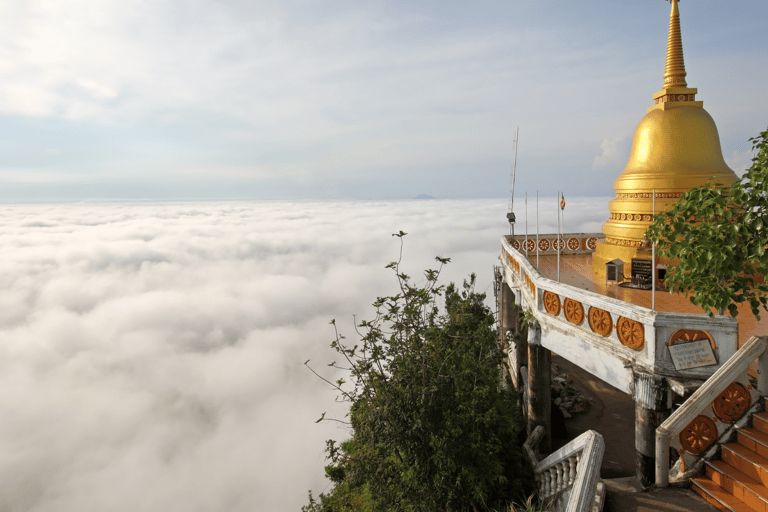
[668,329,715,350]
[543,291,561,316]
[616,316,644,350]
[552,238,565,250]
[523,239,535,252]
[680,415,718,455]
[563,298,584,325]
[538,239,550,251]
[567,238,580,250]
[512,239,520,250]
[712,382,750,423]
[588,307,612,336]
[586,237,597,250]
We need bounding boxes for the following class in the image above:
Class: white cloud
[0,1,763,200]
[592,137,628,172]
[0,0,497,129]
[725,148,756,177]
[0,199,606,510]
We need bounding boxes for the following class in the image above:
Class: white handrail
[655,335,768,487]
[533,430,604,512]
[525,425,545,467]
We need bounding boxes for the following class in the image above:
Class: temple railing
[500,235,738,393]
[506,232,601,257]
[527,427,606,512]
[655,336,768,487]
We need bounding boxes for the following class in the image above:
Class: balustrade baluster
[568,455,577,484]
[537,446,594,498]
[549,467,557,494]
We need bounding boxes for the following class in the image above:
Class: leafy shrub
[305,233,533,511]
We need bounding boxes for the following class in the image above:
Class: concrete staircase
[693,406,768,512]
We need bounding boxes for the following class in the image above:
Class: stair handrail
[525,425,546,467]
[532,429,605,512]
[655,335,768,487]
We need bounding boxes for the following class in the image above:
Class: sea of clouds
[0,198,608,511]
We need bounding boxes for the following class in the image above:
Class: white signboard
[668,340,717,371]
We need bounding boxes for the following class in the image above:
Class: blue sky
[1,0,766,202]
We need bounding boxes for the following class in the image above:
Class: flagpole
[652,189,656,311]
[536,191,540,268]
[557,191,561,282]
[525,192,528,258]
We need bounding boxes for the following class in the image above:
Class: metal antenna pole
[557,191,561,282]
[512,127,518,208]
[536,191,540,268]
[507,127,519,238]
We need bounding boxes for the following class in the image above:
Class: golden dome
[592,0,738,276]
[604,106,737,242]
[617,107,734,192]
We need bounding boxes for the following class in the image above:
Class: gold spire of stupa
[591,0,738,278]
[663,0,687,88]
[647,0,700,112]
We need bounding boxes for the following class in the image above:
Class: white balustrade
[530,429,605,512]
[500,235,738,395]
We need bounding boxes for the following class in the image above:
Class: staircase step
[753,413,768,436]
[707,460,768,512]
[740,429,768,459]
[693,477,761,512]
[723,444,768,486]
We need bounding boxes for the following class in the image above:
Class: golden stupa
[592,0,738,277]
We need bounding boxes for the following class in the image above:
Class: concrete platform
[602,477,720,512]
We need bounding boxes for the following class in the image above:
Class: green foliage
[305,234,533,511]
[647,127,768,319]
[303,450,374,512]
[505,494,550,512]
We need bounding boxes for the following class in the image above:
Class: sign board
[631,258,652,280]
[668,340,717,371]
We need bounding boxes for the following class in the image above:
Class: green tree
[647,127,768,319]
[304,233,532,512]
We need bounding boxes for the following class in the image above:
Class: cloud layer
[0,198,608,511]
